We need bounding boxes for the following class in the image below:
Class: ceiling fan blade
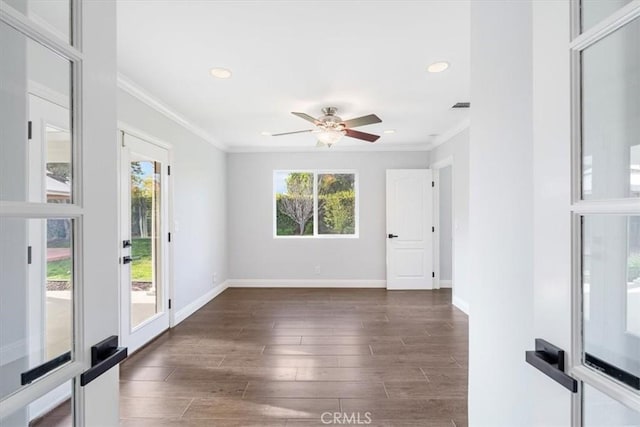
[341,114,382,128]
[271,129,314,136]
[292,112,320,124]
[345,129,380,142]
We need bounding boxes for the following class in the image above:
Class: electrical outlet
[213,272,218,285]
[315,265,321,275]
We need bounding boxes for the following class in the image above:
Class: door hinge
[432,226,435,233]
[432,181,435,188]
[432,272,435,278]
[168,299,172,309]
[28,121,32,140]
[168,232,171,242]
[27,246,32,264]
[167,165,171,175]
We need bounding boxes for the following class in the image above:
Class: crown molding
[117,73,226,151]
[428,118,471,150]
[226,142,433,154]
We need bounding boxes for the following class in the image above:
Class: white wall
[468,1,534,426]
[439,165,452,282]
[117,89,228,313]
[430,128,470,313]
[227,151,429,283]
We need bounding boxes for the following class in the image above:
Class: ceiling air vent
[452,102,470,109]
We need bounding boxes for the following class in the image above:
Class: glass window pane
[0,218,74,400]
[130,160,161,328]
[583,383,640,426]
[1,0,71,43]
[318,173,356,235]
[0,21,73,203]
[274,171,314,236]
[582,215,640,390]
[581,17,640,200]
[581,0,633,32]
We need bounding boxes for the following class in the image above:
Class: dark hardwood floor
[119,288,468,426]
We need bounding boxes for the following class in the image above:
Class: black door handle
[388,234,398,239]
[122,256,133,264]
[123,240,132,248]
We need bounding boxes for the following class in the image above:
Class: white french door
[120,132,171,353]
[0,0,121,425]
[385,169,433,290]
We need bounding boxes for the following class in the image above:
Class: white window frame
[0,0,87,423]
[273,169,359,239]
[569,0,640,421]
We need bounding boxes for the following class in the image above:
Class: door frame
[431,156,454,292]
[118,123,174,352]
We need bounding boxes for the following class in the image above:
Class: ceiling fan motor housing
[319,107,344,130]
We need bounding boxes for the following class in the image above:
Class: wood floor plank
[104,288,467,425]
[263,345,372,356]
[182,397,340,420]
[244,381,388,398]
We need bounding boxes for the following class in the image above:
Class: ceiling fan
[272,107,382,147]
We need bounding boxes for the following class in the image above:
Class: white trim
[173,281,229,325]
[439,280,452,288]
[569,0,640,51]
[0,1,82,62]
[228,142,432,153]
[227,279,387,288]
[428,119,470,150]
[117,73,226,151]
[452,295,469,315]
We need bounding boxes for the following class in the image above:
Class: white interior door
[386,169,433,290]
[120,132,171,353]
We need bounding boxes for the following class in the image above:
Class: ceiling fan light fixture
[210,67,232,79]
[384,129,396,134]
[427,61,449,73]
[316,129,346,146]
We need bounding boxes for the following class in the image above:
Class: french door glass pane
[274,171,314,236]
[130,160,161,328]
[317,173,356,235]
[1,0,71,43]
[581,0,633,32]
[581,16,640,200]
[582,215,640,390]
[0,21,73,204]
[583,383,640,426]
[0,218,74,400]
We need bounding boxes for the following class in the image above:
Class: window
[274,171,358,237]
[572,0,640,419]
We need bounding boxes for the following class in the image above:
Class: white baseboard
[452,295,470,315]
[173,280,228,326]
[439,280,452,288]
[227,279,387,288]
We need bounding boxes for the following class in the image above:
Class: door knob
[388,234,398,239]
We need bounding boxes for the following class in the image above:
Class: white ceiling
[117,1,470,152]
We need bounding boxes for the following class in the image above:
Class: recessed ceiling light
[427,61,449,73]
[210,67,232,79]
[261,131,271,136]
[384,129,396,134]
